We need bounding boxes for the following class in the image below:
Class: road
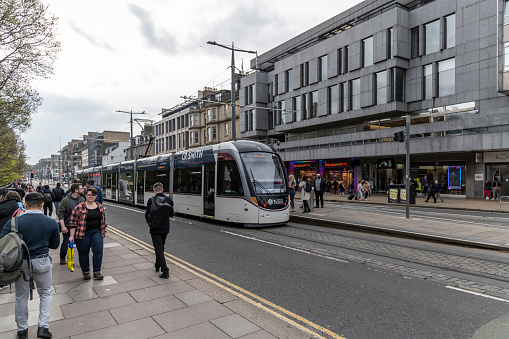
[103,201,509,339]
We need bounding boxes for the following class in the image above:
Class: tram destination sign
[175,148,215,168]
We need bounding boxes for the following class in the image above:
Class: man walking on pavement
[421,175,428,197]
[42,185,55,217]
[145,182,174,279]
[435,179,444,203]
[0,193,60,339]
[57,183,85,265]
[85,180,103,204]
[313,173,326,208]
[52,183,65,215]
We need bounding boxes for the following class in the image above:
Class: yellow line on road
[107,225,346,339]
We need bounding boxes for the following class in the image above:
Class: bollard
[310,188,314,212]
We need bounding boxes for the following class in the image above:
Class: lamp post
[116,110,146,160]
[207,41,256,141]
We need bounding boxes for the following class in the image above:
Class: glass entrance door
[489,166,509,197]
[203,163,215,217]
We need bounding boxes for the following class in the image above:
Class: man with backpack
[42,185,55,217]
[0,192,60,339]
[145,182,174,279]
[52,183,65,216]
[57,183,85,265]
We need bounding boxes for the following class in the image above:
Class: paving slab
[129,280,196,302]
[60,292,136,318]
[71,317,166,339]
[211,314,262,338]
[110,294,186,324]
[153,321,231,339]
[94,277,158,297]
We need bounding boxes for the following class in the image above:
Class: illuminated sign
[448,166,461,190]
[293,163,312,168]
[325,162,348,167]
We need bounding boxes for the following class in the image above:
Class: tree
[0,0,60,181]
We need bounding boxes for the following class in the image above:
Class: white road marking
[446,286,509,303]
[103,203,144,213]
[221,230,348,263]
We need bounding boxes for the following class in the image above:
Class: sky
[25,0,363,164]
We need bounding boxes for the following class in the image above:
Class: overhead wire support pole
[116,109,146,160]
[405,114,410,219]
[207,41,257,142]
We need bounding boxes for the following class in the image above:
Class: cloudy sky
[25,0,362,164]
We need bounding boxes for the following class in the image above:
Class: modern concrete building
[240,0,509,198]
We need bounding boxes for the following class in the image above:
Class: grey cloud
[129,4,178,55]
[69,22,115,51]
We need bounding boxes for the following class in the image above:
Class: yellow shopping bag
[66,241,74,272]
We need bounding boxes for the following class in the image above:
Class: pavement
[291,190,509,251]
[2,183,508,338]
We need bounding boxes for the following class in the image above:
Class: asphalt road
[103,202,509,339]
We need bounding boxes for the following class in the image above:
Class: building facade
[240,0,509,198]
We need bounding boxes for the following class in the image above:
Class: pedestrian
[57,183,85,265]
[36,182,43,193]
[15,185,25,201]
[338,181,346,196]
[363,180,371,200]
[0,191,23,227]
[313,173,326,208]
[69,187,107,280]
[85,179,103,204]
[65,179,83,196]
[52,182,65,214]
[484,179,492,200]
[24,184,33,194]
[356,180,364,200]
[325,178,332,194]
[299,176,312,213]
[421,175,428,197]
[288,174,296,212]
[348,183,354,195]
[434,179,444,202]
[493,180,501,200]
[145,182,174,279]
[0,192,60,339]
[425,180,437,203]
[332,179,338,195]
[42,185,55,217]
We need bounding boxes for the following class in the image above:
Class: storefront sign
[483,151,509,163]
[475,174,483,181]
[325,162,348,168]
[293,163,312,168]
[377,158,395,169]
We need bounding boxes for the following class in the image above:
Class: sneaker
[17,329,28,339]
[59,258,66,265]
[93,273,104,280]
[37,326,52,338]
[83,273,91,280]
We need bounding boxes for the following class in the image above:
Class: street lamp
[116,110,146,160]
[207,41,257,141]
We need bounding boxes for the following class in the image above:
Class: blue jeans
[75,229,103,274]
[289,188,296,209]
[53,201,60,215]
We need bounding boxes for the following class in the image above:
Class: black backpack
[305,181,312,192]
[43,192,52,204]
[148,196,174,229]
[53,188,63,201]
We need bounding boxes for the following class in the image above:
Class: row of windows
[155,132,188,154]
[411,14,455,58]
[155,115,188,136]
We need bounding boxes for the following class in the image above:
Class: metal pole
[231,42,236,142]
[405,114,410,219]
[130,110,134,160]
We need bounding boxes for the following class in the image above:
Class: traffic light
[30,171,34,178]
[393,131,405,142]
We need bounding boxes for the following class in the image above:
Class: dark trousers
[60,231,71,260]
[303,200,311,213]
[43,203,53,216]
[151,233,168,273]
[425,193,437,203]
[75,229,104,274]
[315,190,324,207]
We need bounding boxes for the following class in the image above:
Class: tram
[77,140,290,227]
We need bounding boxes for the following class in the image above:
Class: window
[165,121,168,133]
[505,42,509,71]
[391,68,405,102]
[424,20,440,54]
[203,113,206,124]
[207,109,211,121]
[376,71,387,105]
[279,101,286,124]
[411,27,419,58]
[212,108,216,121]
[292,96,300,122]
[329,85,339,114]
[248,85,253,104]
[309,91,318,118]
[362,37,373,67]
[212,126,217,140]
[225,122,229,136]
[388,28,393,59]
[302,94,307,120]
[423,64,433,99]
[194,131,198,144]
[438,58,455,97]
[217,157,243,195]
[350,79,360,110]
[174,167,201,194]
[505,1,509,24]
[341,82,347,112]
[225,104,228,116]
[177,118,180,129]
[301,62,309,87]
[344,46,349,73]
[285,69,293,92]
[204,130,206,142]
[337,48,342,75]
[445,14,455,49]
[319,55,327,81]
[248,110,254,130]
[207,128,211,141]
[268,83,273,103]
[268,109,274,129]
[274,74,279,95]
[194,114,198,126]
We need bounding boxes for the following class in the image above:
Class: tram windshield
[241,152,286,194]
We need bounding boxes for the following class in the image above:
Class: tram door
[136,170,145,205]
[111,173,117,200]
[203,162,215,217]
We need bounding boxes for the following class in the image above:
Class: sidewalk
[291,191,509,251]
[0,232,314,339]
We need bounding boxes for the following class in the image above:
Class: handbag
[66,242,75,272]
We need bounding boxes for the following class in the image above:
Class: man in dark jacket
[425,180,437,203]
[85,179,103,204]
[435,179,444,202]
[14,185,25,200]
[0,191,23,226]
[57,183,85,265]
[0,192,60,339]
[313,173,326,208]
[145,182,173,279]
[42,185,55,217]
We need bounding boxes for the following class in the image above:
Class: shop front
[411,161,466,196]
[288,161,316,184]
[484,151,509,197]
[323,160,354,190]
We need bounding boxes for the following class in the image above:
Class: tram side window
[173,167,202,194]
[106,174,112,189]
[146,170,169,192]
[218,160,243,195]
